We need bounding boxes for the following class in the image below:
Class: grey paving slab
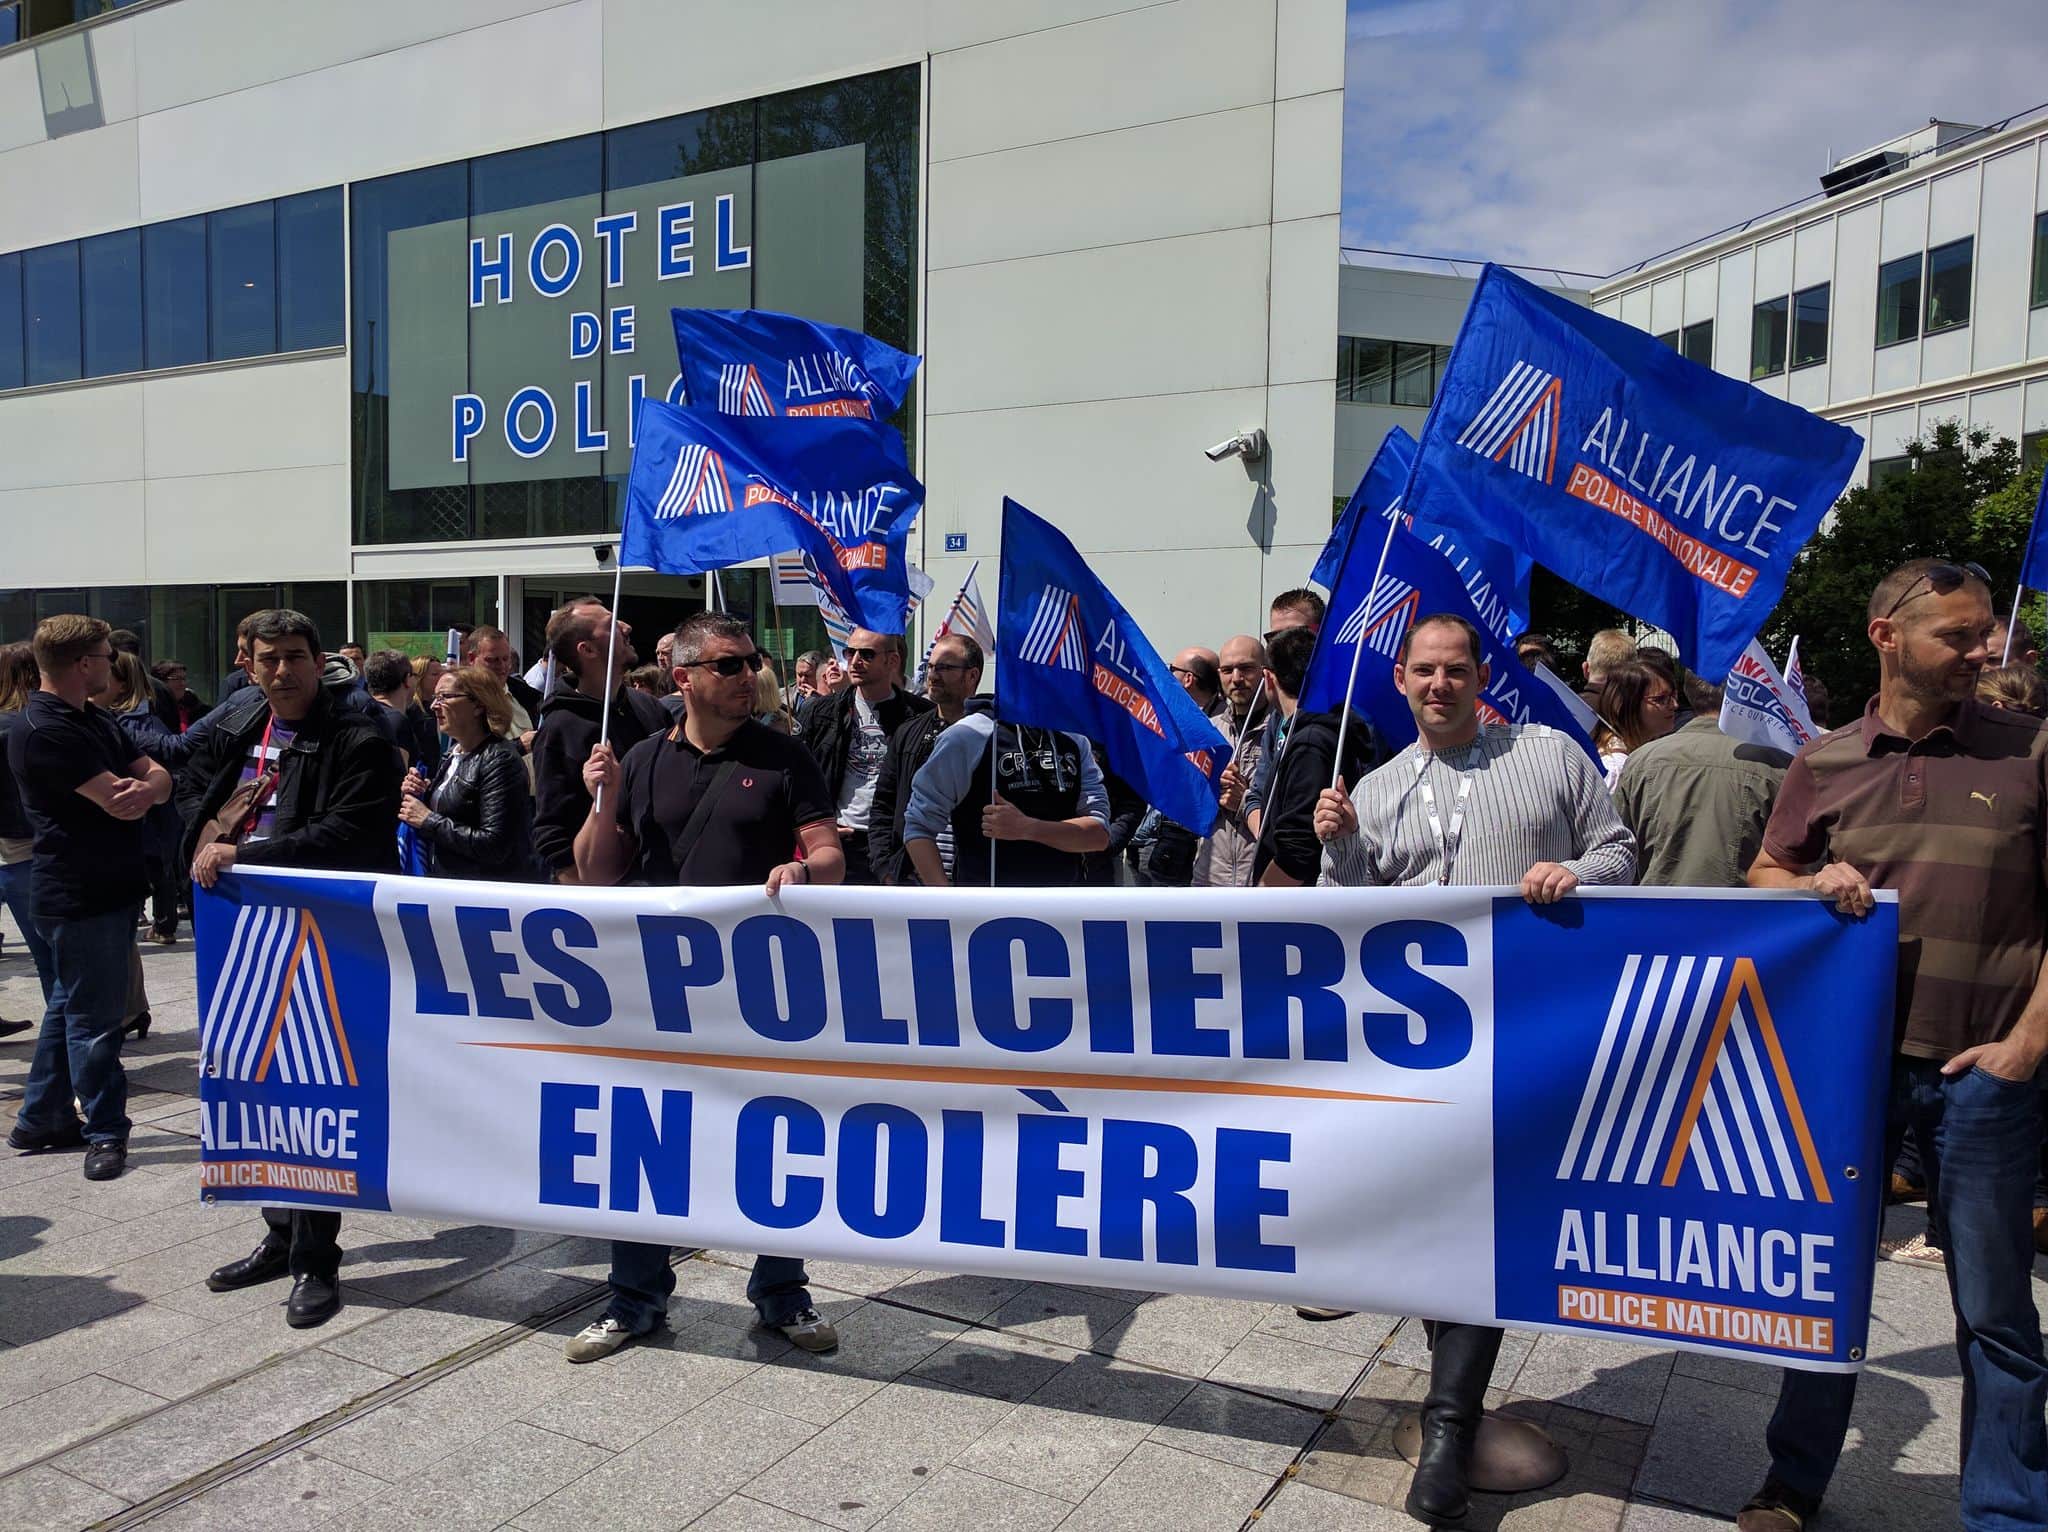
[319,1262,594,1375]
[1253,1304,1404,1357]
[1145,1380,1322,1474]
[1381,1317,1537,1391]
[1620,1504,1726,1530]
[868,1466,1069,1532]
[322,1420,608,1532]
[719,1300,966,1428]
[1254,1480,1417,1530]
[0,1371,165,1477]
[1509,1332,1677,1426]
[985,1281,1136,1353]
[1056,1440,1271,1532]
[0,1296,210,1407]
[881,1270,1030,1323]
[101,1293,397,1398]
[140,1445,388,1532]
[746,1377,1016,1531]
[512,1397,815,1532]
[55,1348,390,1500]
[344,1218,566,1305]
[952,1353,1196,1503]
[1093,1290,1263,1376]
[0,1270,147,1345]
[689,1495,837,1531]
[907,1324,1074,1404]
[0,1199,114,1254]
[0,1465,130,1530]
[1203,1327,1371,1411]
[522,1327,773,1450]
[804,1257,923,1298]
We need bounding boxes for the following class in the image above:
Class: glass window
[277,187,344,351]
[1654,329,1678,350]
[1791,283,1829,370]
[2024,430,2046,476]
[0,4,19,47]
[0,252,21,391]
[1869,455,1912,489]
[21,241,80,385]
[1350,338,1392,404]
[1681,319,1713,367]
[1875,253,1920,347]
[208,200,276,360]
[1924,237,1972,332]
[2033,212,2048,310]
[1392,340,1434,406]
[1749,295,1787,379]
[80,227,142,378]
[143,216,207,369]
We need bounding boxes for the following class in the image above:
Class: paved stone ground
[0,924,2018,1530]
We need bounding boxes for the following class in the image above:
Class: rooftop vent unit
[1819,148,1907,197]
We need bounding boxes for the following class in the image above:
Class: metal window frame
[1789,281,1830,371]
[1873,251,1922,349]
[1921,235,1974,335]
[1748,293,1789,379]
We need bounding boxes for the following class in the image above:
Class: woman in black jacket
[399,666,535,882]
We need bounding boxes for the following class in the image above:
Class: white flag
[1720,641,1815,755]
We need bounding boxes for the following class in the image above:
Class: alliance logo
[654,443,734,520]
[717,362,776,416]
[203,905,358,1089]
[1020,585,1088,672]
[1333,576,1420,662]
[1557,954,1830,1203]
[1458,360,1562,484]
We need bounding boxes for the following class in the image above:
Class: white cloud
[1343,0,2048,274]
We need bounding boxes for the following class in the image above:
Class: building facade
[0,0,1344,681]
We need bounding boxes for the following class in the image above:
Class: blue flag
[1404,265,1862,677]
[1303,514,1599,764]
[1316,426,1533,642]
[620,399,923,634]
[671,308,921,423]
[2017,466,2048,595]
[996,499,1229,835]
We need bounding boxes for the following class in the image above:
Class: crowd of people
[1,555,2042,1529]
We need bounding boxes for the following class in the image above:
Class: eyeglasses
[1646,691,1678,710]
[1168,665,1195,679]
[927,661,976,675]
[431,693,471,707]
[1882,561,1991,619]
[843,646,888,663]
[685,652,765,677]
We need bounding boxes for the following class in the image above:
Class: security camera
[593,543,614,565]
[1204,429,1268,464]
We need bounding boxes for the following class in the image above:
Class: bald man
[1196,634,1270,886]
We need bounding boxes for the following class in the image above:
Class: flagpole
[917,560,980,685]
[593,555,625,814]
[2004,588,2023,664]
[1328,507,1403,790]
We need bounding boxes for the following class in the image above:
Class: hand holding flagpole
[593,556,624,814]
[1328,506,1403,789]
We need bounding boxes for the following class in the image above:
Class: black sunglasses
[843,645,890,662]
[1881,561,1991,620]
[686,651,765,677]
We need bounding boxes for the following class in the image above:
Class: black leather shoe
[0,1018,33,1039]
[1403,1322,1504,1528]
[207,1243,290,1292]
[286,1274,341,1328]
[9,1120,87,1153]
[82,1141,127,1181]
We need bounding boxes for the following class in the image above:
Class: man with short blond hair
[1581,627,1635,708]
[463,624,537,743]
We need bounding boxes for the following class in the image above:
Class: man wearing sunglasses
[798,628,930,885]
[530,602,666,884]
[570,612,844,1362]
[1740,558,2048,1532]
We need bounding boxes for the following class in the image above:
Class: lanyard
[1413,751,1475,885]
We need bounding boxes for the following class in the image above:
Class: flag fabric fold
[671,308,921,423]
[1401,265,1862,677]
[995,499,1228,835]
[1720,640,1817,755]
[620,398,923,633]
[2016,469,2048,595]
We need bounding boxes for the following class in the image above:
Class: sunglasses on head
[1882,560,1991,619]
[687,651,765,677]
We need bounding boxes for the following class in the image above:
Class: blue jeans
[605,1241,813,1333]
[1767,1058,2047,1530]
[15,904,138,1144]
[0,859,56,1004]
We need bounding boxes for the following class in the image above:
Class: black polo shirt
[6,691,149,920]
[618,718,835,887]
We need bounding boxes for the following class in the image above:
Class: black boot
[1404,1321,1504,1527]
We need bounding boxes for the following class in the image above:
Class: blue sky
[1343,0,2048,275]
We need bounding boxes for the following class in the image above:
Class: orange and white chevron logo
[1557,955,1830,1203]
[202,906,358,1088]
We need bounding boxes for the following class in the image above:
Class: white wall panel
[1714,251,1752,378]
[1918,395,1967,439]
[1620,286,1650,334]
[929,0,1275,162]
[1879,183,1928,262]
[0,120,139,250]
[1792,218,1833,290]
[1682,264,1715,324]
[1921,328,1969,386]
[1969,384,2022,447]
[1070,547,1268,658]
[1870,406,1917,457]
[927,105,1272,270]
[1788,366,1827,412]
[1269,215,1339,386]
[1263,377,1338,569]
[129,0,577,117]
[1873,340,1918,396]
[1829,202,1878,401]
[1974,147,2036,372]
[141,358,349,482]
[145,466,349,585]
[0,50,45,154]
[0,382,145,491]
[0,480,145,586]
[1275,0,1344,99]
[1595,296,1622,319]
[1753,235,1792,302]
[1926,165,1979,247]
[924,1,1144,55]
[1272,90,1342,223]
[1649,277,1681,336]
[136,2,601,222]
[85,19,140,127]
[924,225,1269,414]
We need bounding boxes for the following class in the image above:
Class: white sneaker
[564,1315,639,1362]
[1879,1231,1945,1268]
[765,1306,839,1353]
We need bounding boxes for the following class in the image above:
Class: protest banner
[196,871,1895,1372]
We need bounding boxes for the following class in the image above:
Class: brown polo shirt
[1762,696,2048,1060]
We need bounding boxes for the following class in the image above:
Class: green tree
[1763,420,2033,708]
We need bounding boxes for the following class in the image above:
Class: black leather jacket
[418,736,535,882]
[800,685,932,806]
